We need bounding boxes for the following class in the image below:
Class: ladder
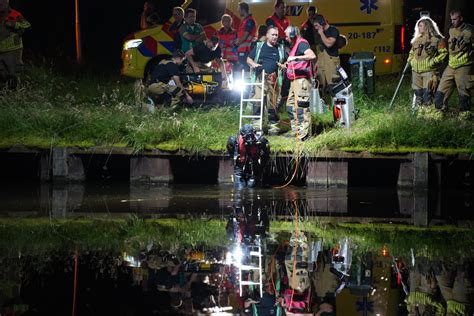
[239,69,265,131]
[239,243,263,298]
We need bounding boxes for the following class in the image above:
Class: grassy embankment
[0,64,473,154]
[1,217,473,259]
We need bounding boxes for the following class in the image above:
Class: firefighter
[226,124,270,189]
[216,14,238,82]
[313,14,340,103]
[284,25,316,140]
[265,0,290,43]
[147,50,193,108]
[266,0,291,109]
[434,10,473,116]
[0,0,30,89]
[178,8,206,53]
[247,26,287,135]
[300,6,318,52]
[408,17,446,111]
[235,2,257,73]
[185,36,227,84]
[140,1,159,30]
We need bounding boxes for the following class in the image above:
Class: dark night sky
[10,0,474,72]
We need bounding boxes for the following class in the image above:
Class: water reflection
[1,182,474,315]
[1,222,473,315]
[1,182,473,224]
[1,199,473,315]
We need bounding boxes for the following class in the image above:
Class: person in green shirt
[178,8,206,53]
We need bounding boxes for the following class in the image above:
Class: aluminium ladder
[239,243,263,298]
[239,69,265,131]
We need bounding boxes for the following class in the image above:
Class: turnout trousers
[435,64,473,111]
[412,71,437,106]
[316,50,340,101]
[0,48,23,89]
[287,78,312,140]
[251,72,280,133]
[147,82,183,108]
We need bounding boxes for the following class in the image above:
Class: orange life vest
[217,27,238,62]
[237,14,257,54]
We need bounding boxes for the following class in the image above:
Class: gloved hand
[427,74,439,94]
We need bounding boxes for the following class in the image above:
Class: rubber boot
[434,91,446,110]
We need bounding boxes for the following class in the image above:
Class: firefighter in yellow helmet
[407,16,447,111]
[0,0,30,89]
[434,10,473,115]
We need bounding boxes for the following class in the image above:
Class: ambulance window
[191,0,226,25]
[151,0,185,24]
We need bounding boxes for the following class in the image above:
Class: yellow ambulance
[121,0,405,79]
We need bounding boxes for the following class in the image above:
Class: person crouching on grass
[147,50,193,109]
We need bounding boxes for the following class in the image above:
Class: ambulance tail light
[394,25,405,54]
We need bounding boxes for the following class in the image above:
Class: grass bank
[1,217,473,259]
[0,64,473,154]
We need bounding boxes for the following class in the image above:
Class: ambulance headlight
[124,39,143,50]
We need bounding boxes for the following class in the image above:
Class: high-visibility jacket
[287,38,313,80]
[237,15,257,54]
[408,34,447,73]
[447,22,473,69]
[217,27,238,62]
[0,8,30,53]
[266,14,290,40]
[250,40,285,85]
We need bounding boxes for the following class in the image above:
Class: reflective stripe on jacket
[237,15,257,53]
[408,34,447,73]
[447,23,473,69]
[217,27,238,62]
[0,8,30,53]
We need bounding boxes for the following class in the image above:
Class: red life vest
[286,38,313,80]
[217,27,238,62]
[266,14,290,40]
[237,15,257,53]
[238,135,257,163]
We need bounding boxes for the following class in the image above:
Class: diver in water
[227,124,270,189]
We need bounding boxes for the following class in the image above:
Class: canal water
[1,181,473,221]
[0,181,473,315]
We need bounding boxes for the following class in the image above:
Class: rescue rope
[274,76,301,189]
[288,199,300,311]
